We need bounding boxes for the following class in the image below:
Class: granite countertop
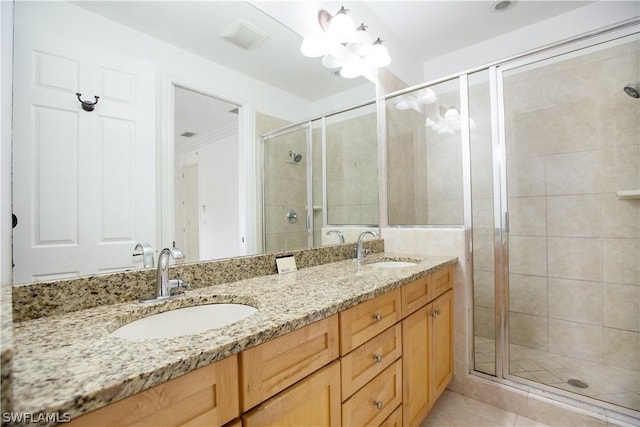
[11,253,456,421]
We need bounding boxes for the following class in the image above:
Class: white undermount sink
[111,303,258,341]
[366,261,417,268]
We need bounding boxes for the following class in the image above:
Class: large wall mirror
[11,1,377,283]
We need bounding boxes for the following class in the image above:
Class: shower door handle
[504,211,509,233]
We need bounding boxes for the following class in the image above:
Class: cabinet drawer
[239,314,339,411]
[339,289,401,355]
[341,323,402,399]
[401,275,431,317]
[242,361,341,427]
[380,405,402,427]
[432,265,453,300]
[68,355,239,427]
[342,359,402,427]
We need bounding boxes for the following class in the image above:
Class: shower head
[288,150,302,163]
[623,83,639,99]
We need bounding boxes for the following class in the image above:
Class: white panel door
[12,34,156,283]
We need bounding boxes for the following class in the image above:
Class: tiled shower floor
[474,336,640,412]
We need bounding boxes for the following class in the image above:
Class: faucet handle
[167,246,185,259]
[167,278,190,290]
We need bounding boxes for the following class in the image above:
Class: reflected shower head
[623,83,640,99]
[288,150,302,163]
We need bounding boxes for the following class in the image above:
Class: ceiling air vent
[220,19,268,50]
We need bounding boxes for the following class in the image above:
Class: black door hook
[76,93,100,112]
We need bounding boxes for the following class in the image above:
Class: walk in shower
[385,23,638,419]
[470,29,639,414]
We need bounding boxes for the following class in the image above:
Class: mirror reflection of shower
[288,150,303,163]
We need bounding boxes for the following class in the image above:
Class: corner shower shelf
[616,190,640,200]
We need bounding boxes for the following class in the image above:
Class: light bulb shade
[347,41,372,58]
[415,88,437,104]
[339,64,360,79]
[300,37,324,58]
[444,108,460,121]
[327,11,356,43]
[322,54,341,69]
[366,42,391,68]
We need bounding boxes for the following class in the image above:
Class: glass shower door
[262,124,312,253]
[501,34,639,411]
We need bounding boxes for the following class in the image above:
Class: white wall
[311,82,376,117]
[422,1,640,82]
[179,134,240,260]
[1,1,13,288]
[15,2,313,123]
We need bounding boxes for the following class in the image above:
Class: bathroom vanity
[10,252,455,427]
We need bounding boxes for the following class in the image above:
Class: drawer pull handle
[373,354,383,363]
[373,313,383,322]
[374,400,384,410]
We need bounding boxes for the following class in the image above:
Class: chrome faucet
[133,243,154,268]
[355,231,377,261]
[155,247,189,299]
[326,229,345,244]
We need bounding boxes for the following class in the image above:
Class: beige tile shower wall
[386,87,464,226]
[386,104,425,224]
[258,114,308,253]
[325,112,378,225]
[425,92,464,225]
[503,40,639,370]
[469,79,497,341]
[256,112,292,253]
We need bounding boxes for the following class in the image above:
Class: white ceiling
[364,1,596,62]
[173,87,239,152]
[72,0,604,103]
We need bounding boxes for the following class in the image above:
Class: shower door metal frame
[487,24,640,420]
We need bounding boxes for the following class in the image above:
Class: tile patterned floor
[474,337,640,412]
[421,390,550,427]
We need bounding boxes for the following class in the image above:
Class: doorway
[173,86,241,262]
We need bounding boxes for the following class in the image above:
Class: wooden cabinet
[432,289,454,400]
[239,314,339,412]
[242,361,341,427]
[402,303,431,427]
[68,264,454,427]
[340,323,402,398]
[380,405,403,427]
[339,289,401,355]
[341,360,403,427]
[402,286,454,427]
[68,355,239,427]
[339,290,403,427]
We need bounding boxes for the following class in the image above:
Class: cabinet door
[432,289,454,401]
[242,361,341,427]
[68,355,239,427]
[401,303,431,427]
[239,315,339,411]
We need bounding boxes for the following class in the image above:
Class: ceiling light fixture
[300,6,391,81]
